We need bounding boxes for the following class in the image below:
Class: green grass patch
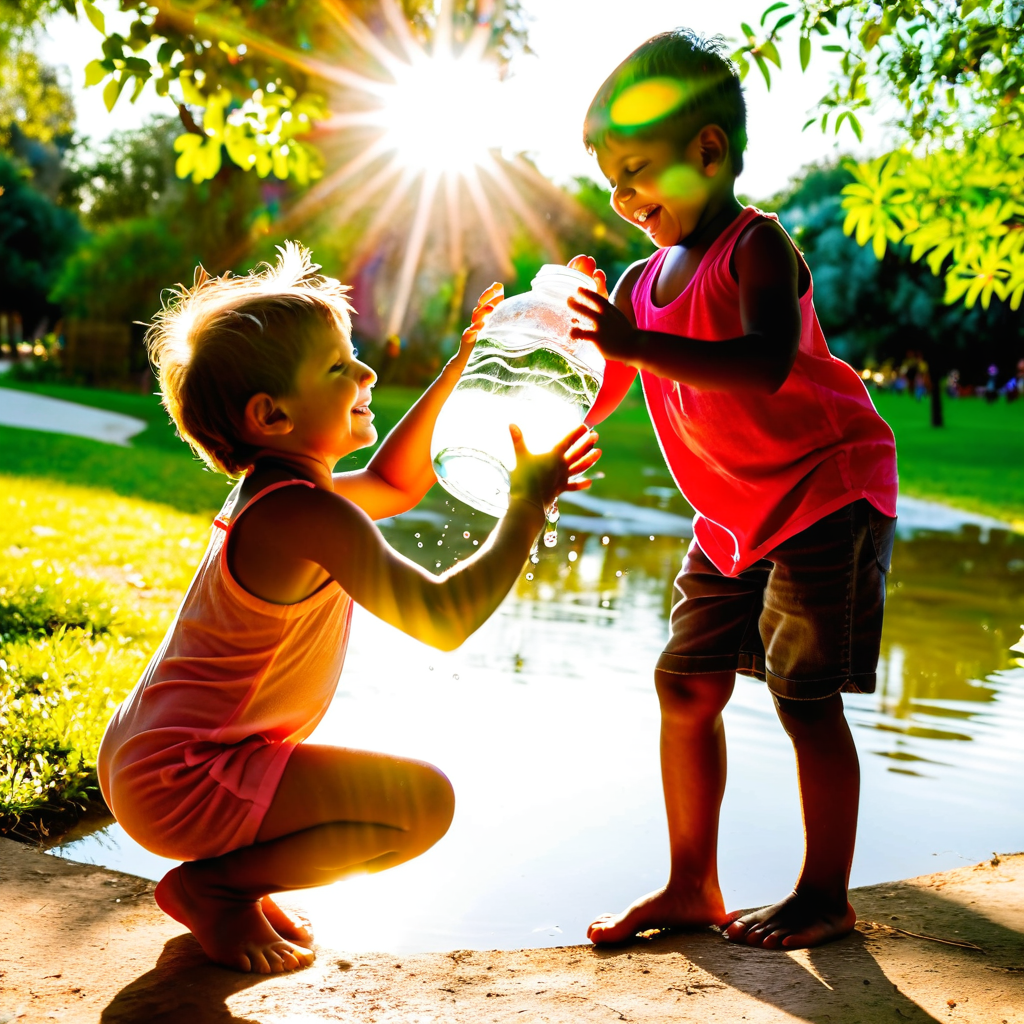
[871,392,1024,528]
[0,475,208,838]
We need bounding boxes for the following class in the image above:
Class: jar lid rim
[532,263,595,288]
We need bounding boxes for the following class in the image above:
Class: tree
[767,160,1023,425]
[735,1,1024,310]
[0,151,83,333]
[13,0,528,185]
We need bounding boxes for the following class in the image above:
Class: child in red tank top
[565,29,898,951]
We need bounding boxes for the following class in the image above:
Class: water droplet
[429,665,434,671]
[530,553,539,564]
[570,535,576,541]
[453,673,460,680]
[649,535,655,541]
[417,542,423,548]
[543,530,558,548]
[601,536,610,545]
[615,570,622,577]
[463,531,470,539]
[437,540,443,546]
[568,551,578,562]
[473,540,479,546]
[526,572,534,580]
[415,533,420,539]
[601,599,610,607]
[435,561,441,568]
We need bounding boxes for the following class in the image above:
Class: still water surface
[49,492,1024,952]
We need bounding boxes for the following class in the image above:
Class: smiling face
[275,324,378,463]
[595,127,729,248]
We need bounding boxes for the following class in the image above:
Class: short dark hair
[584,28,747,174]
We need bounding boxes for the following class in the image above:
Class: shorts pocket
[867,506,897,574]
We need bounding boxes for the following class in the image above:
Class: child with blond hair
[567,29,898,950]
[97,243,599,973]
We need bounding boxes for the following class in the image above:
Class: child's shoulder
[731,214,809,295]
[611,256,656,318]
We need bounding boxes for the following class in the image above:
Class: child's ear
[697,125,730,177]
[244,392,294,438]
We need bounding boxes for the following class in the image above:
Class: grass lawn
[0,475,209,838]
[0,375,1020,836]
[871,391,1024,528]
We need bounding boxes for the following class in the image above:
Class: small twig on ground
[864,921,985,953]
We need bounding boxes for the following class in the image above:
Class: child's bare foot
[155,866,315,973]
[722,890,856,949]
[260,895,314,944]
[588,885,727,944]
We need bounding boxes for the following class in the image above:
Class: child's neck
[249,450,335,490]
[678,190,744,252]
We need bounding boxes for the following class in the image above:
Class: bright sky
[38,0,891,201]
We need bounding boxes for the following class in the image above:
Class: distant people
[986,364,1000,404]
[913,362,929,402]
[568,29,897,952]
[946,368,960,398]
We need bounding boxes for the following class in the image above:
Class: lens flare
[374,54,503,175]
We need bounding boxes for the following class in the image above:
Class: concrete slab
[1,838,1021,1023]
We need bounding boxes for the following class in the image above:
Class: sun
[185,0,595,338]
[374,51,503,176]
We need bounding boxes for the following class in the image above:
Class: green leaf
[800,35,811,71]
[740,22,756,40]
[759,39,781,68]
[102,75,124,113]
[822,44,844,52]
[847,112,863,142]
[774,13,796,30]
[835,111,849,135]
[80,0,105,34]
[760,2,787,27]
[754,52,771,88]
[83,59,107,87]
[961,0,981,14]
[802,116,816,130]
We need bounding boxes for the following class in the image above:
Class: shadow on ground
[100,933,271,1024]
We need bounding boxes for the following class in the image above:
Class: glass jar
[430,264,605,517]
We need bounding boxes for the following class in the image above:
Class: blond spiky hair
[147,241,353,477]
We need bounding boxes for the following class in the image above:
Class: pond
[47,489,1024,953]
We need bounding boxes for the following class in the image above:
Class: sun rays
[158,0,601,339]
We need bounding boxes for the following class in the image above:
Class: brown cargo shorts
[657,499,897,700]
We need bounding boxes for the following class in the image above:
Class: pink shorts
[99,730,296,862]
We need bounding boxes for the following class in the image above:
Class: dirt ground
[1,839,1021,1024]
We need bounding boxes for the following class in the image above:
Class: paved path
[1,839,1021,1023]
[0,388,147,447]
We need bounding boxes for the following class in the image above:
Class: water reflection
[47,491,1024,951]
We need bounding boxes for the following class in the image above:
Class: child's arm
[568,220,802,395]
[332,284,502,520]
[292,424,599,651]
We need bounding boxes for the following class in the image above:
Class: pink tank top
[626,206,897,576]
[100,480,353,761]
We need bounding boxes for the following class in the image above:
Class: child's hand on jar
[567,254,608,297]
[507,423,601,512]
[449,282,503,374]
[567,285,638,364]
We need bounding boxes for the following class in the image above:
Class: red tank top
[620,206,897,576]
